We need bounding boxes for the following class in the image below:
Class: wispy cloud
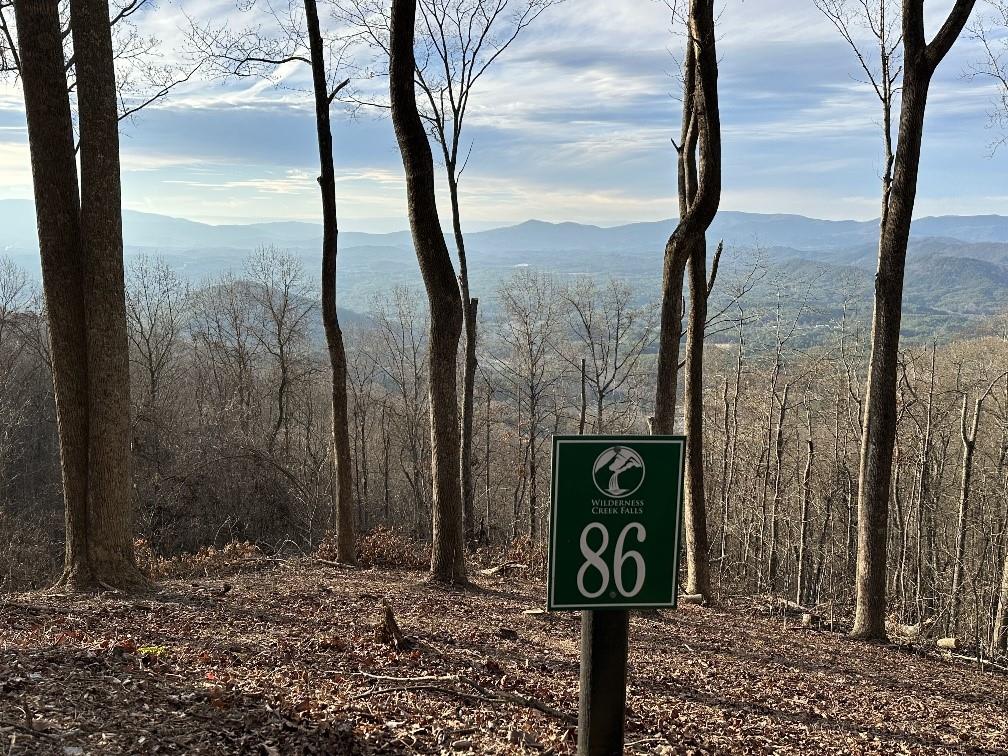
[1,0,1005,229]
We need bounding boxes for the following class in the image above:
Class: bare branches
[814,0,902,226]
[117,58,204,124]
[0,0,20,74]
[186,17,311,79]
[969,1,1008,152]
[3,0,200,123]
[336,0,562,175]
[813,0,903,104]
[184,0,352,103]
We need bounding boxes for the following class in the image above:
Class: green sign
[547,435,685,610]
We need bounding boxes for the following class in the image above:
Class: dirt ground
[1,553,1007,754]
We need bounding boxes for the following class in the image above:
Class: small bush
[317,526,428,570]
[474,538,547,575]
[136,538,262,580]
[0,510,62,591]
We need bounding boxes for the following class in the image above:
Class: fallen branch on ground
[349,672,575,724]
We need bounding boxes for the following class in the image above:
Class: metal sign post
[548,436,686,756]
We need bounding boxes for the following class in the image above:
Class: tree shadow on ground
[0,644,404,755]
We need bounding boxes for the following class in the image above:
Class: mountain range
[3,198,1007,341]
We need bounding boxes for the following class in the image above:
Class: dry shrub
[0,510,62,591]
[474,538,547,575]
[317,526,428,570]
[136,539,262,580]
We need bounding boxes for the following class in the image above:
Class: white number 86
[576,522,647,599]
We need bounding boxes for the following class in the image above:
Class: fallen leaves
[0,557,1006,754]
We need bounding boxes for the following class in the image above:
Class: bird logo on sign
[591,446,645,499]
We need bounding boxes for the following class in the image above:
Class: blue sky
[0,0,1006,231]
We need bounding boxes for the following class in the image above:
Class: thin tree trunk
[994,523,1008,652]
[579,357,587,435]
[683,237,711,598]
[306,0,355,563]
[915,342,936,623]
[445,172,478,549]
[797,399,814,606]
[390,0,466,584]
[768,381,789,592]
[951,387,992,634]
[718,374,731,562]
[485,380,492,540]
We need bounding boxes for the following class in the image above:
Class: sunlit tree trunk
[852,0,976,641]
[389,0,466,584]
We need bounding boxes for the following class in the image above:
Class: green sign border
[547,435,686,611]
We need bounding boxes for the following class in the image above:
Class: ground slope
[1,555,1006,755]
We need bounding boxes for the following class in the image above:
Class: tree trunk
[682,238,711,599]
[951,389,988,634]
[994,532,1008,653]
[528,394,538,541]
[655,0,721,437]
[70,0,147,590]
[797,406,814,606]
[915,342,936,623]
[852,1,976,641]
[306,0,355,563]
[445,172,478,549]
[15,0,91,589]
[768,381,789,592]
[461,295,477,545]
[389,0,466,585]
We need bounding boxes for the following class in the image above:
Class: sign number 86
[576,522,647,598]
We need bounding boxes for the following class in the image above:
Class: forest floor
[1,548,1007,755]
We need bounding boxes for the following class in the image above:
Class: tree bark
[653,1,725,437]
[305,0,355,563]
[442,169,478,548]
[390,0,466,584]
[767,381,789,592]
[682,237,711,598]
[797,399,814,606]
[994,528,1008,653]
[71,0,148,590]
[15,0,91,588]
[852,0,976,641]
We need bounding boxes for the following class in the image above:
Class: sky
[0,0,1006,232]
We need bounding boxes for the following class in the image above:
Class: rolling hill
[3,199,1007,340]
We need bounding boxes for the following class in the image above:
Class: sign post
[548,436,686,756]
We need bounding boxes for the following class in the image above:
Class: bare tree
[371,288,431,536]
[389,0,466,584]
[18,0,149,592]
[970,0,1008,151]
[558,278,656,433]
[247,248,316,459]
[125,256,190,475]
[492,269,562,541]
[337,0,561,546]
[654,0,722,602]
[819,0,978,641]
[3,0,201,123]
[71,0,148,591]
[949,370,1006,634]
[187,0,357,561]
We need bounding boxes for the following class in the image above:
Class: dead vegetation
[1,552,1007,754]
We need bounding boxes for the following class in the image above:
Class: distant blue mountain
[3,199,1008,339]
[4,198,1008,254]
